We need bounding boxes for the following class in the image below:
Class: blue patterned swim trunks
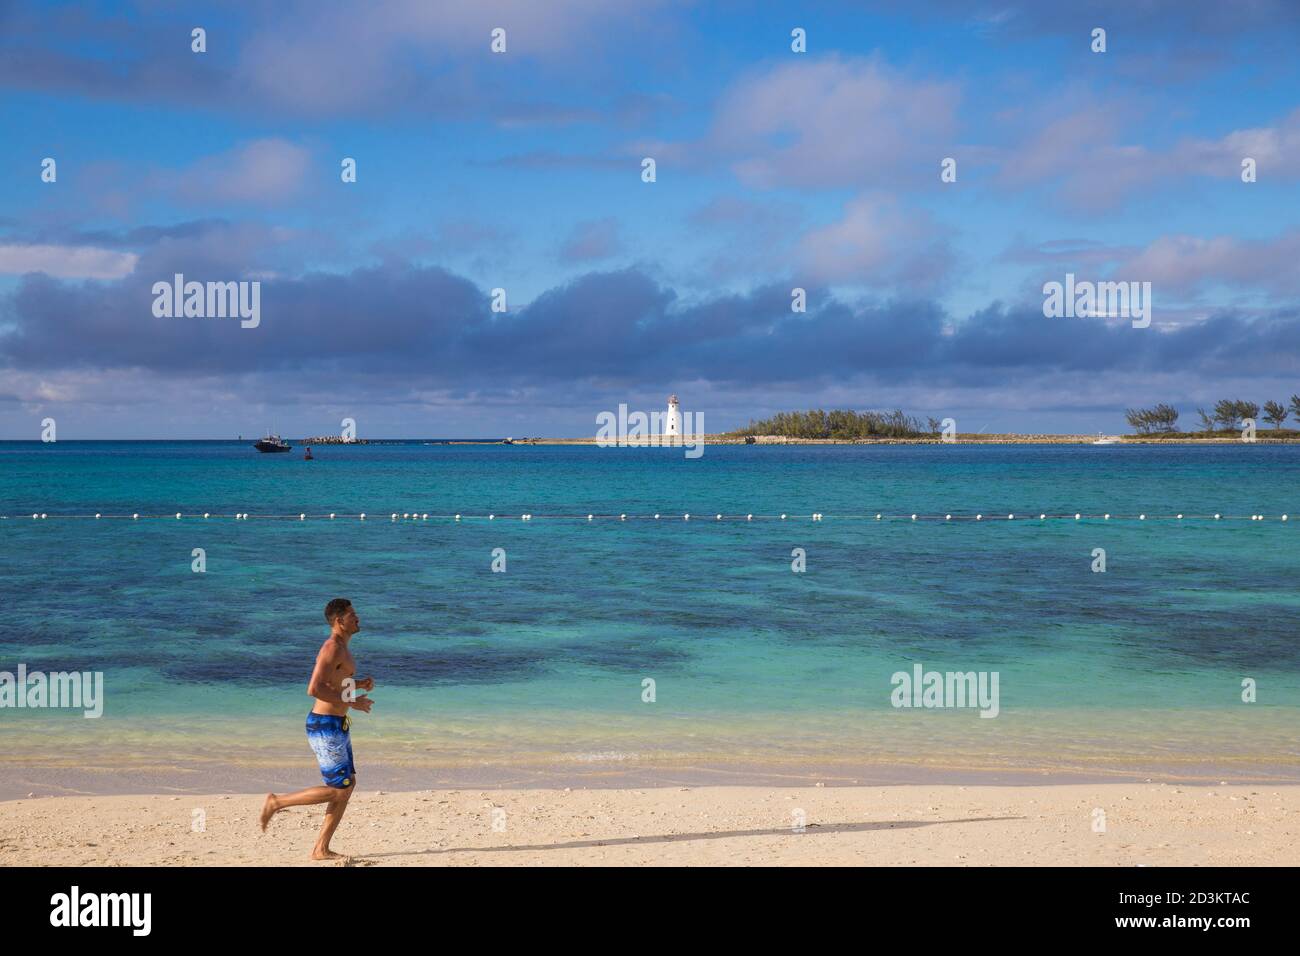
[306,712,355,788]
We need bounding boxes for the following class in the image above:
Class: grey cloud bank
[3,246,1298,436]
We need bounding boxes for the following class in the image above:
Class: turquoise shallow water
[1,441,1298,785]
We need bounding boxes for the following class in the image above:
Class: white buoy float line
[2,512,1292,523]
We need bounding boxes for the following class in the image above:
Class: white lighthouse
[664,394,682,438]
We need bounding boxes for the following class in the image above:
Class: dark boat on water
[254,434,292,453]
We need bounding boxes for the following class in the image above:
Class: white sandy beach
[3,783,1296,866]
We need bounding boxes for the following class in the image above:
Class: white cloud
[1121,230,1300,296]
[998,105,1300,209]
[233,0,678,114]
[1172,108,1300,178]
[169,139,313,205]
[797,194,953,289]
[0,243,138,279]
[702,55,960,189]
[558,218,622,262]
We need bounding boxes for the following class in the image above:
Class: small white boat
[1092,433,1116,445]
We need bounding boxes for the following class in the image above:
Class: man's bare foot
[260,793,278,832]
[311,848,345,861]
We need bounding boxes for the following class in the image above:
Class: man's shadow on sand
[359,816,1023,860]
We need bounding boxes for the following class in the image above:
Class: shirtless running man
[260,598,374,860]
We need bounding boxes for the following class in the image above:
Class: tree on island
[735,408,925,439]
[1118,399,1297,437]
[1262,400,1289,430]
[1213,399,1247,431]
[1124,403,1179,434]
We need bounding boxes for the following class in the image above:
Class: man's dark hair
[324,598,353,624]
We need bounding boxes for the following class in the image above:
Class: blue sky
[2,0,1299,437]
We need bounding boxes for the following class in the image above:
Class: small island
[517,395,1300,444]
